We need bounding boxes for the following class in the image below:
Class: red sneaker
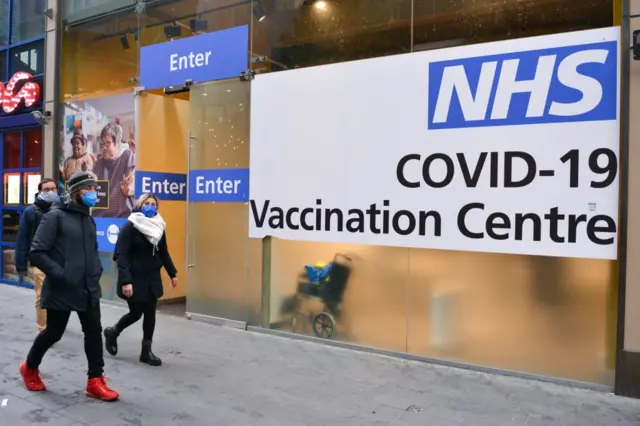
[86,376,119,401]
[19,361,46,392]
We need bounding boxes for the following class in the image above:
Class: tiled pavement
[0,284,638,425]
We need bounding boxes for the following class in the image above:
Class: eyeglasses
[99,140,117,148]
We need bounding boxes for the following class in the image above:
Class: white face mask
[38,191,59,204]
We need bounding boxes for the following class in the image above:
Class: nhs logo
[427,41,618,130]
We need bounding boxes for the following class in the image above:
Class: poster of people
[60,93,136,219]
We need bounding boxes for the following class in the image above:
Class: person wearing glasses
[92,120,136,219]
[16,178,59,333]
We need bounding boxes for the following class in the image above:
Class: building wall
[617,0,640,398]
[59,0,620,386]
[0,0,48,290]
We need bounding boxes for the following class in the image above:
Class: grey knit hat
[67,171,97,193]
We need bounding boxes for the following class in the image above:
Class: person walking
[16,178,58,333]
[104,193,177,366]
[19,171,119,402]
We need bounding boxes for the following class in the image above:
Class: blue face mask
[81,191,98,207]
[141,204,157,218]
[38,191,59,204]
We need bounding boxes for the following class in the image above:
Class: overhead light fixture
[314,0,328,9]
[120,34,130,50]
[164,25,182,39]
[189,19,208,32]
[253,0,267,22]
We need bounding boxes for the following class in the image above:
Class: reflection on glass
[186,80,255,322]
[23,129,42,168]
[4,173,19,205]
[411,0,612,48]
[267,239,614,384]
[2,210,20,243]
[406,250,614,385]
[2,247,18,282]
[24,172,41,205]
[0,51,7,82]
[251,0,411,73]
[269,240,409,352]
[3,132,20,169]
[0,0,7,46]
[10,40,44,75]
[10,0,45,43]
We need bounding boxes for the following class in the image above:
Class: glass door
[186,78,252,325]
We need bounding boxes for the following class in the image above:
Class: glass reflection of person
[62,129,96,183]
[92,120,136,218]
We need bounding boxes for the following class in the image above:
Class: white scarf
[127,212,166,254]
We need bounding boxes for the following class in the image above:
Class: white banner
[249,27,620,260]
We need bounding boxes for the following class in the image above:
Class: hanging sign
[139,25,249,90]
[0,72,41,114]
[248,27,620,260]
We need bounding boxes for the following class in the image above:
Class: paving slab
[0,285,638,425]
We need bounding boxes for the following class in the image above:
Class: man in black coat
[19,171,119,402]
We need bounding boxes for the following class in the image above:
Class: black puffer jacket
[114,220,177,303]
[30,201,103,312]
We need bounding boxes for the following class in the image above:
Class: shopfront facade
[59,0,639,396]
[0,0,47,289]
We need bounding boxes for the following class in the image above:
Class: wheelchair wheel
[312,312,336,339]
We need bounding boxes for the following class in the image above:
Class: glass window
[3,132,20,169]
[23,129,42,168]
[0,50,7,82]
[3,247,18,281]
[3,173,20,204]
[24,172,40,204]
[0,0,8,47]
[11,0,45,43]
[9,40,44,76]
[2,210,19,242]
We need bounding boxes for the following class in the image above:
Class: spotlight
[189,19,208,32]
[120,34,130,50]
[164,25,182,39]
[253,0,266,22]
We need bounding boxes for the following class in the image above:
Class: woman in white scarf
[103,193,178,366]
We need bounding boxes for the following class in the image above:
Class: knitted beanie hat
[67,171,97,193]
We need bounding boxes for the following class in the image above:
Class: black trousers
[26,302,104,379]
[114,298,157,341]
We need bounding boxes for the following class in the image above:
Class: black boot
[140,340,162,366]
[103,327,119,356]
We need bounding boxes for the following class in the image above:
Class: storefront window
[0,0,7,47]
[0,51,6,82]
[3,132,20,169]
[60,0,618,386]
[9,39,44,75]
[2,247,18,282]
[23,129,41,168]
[2,209,19,242]
[10,0,45,43]
[0,128,43,288]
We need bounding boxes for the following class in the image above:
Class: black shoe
[104,327,119,356]
[140,340,162,366]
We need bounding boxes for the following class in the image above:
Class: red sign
[0,72,41,114]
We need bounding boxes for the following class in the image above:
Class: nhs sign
[428,41,618,130]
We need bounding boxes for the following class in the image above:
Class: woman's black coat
[113,220,177,303]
